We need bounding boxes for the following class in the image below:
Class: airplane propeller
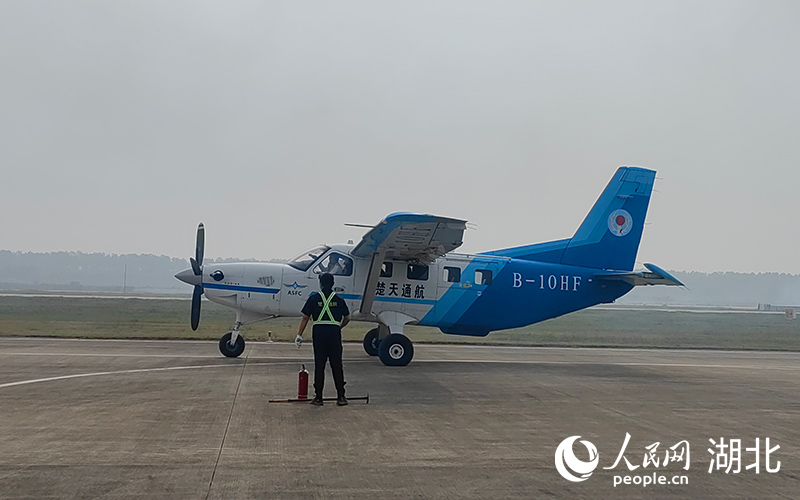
[176,223,205,331]
[190,222,205,330]
[191,285,203,330]
[194,222,204,271]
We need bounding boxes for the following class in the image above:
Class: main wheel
[363,328,380,356]
[219,332,245,358]
[378,333,414,366]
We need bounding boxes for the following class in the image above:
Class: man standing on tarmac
[296,273,350,406]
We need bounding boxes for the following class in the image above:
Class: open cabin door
[308,250,357,300]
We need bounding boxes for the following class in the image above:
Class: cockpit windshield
[287,245,330,271]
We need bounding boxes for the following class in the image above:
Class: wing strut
[359,250,385,316]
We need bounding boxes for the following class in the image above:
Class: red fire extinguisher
[298,364,309,401]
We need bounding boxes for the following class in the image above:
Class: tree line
[1,250,798,307]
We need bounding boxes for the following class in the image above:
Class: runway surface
[0,338,798,499]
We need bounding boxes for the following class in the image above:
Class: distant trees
[1,250,798,306]
[621,270,800,307]
[0,250,279,293]
[0,250,186,292]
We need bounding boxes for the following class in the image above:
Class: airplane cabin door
[435,258,499,327]
[308,250,357,302]
[434,259,471,324]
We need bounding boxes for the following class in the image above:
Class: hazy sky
[1,1,798,273]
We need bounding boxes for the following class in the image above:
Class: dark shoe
[310,396,323,406]
[336,396,348,406]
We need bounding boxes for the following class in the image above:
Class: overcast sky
[1,1,798,273]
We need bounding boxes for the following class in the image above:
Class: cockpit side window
[313,252,354,276]
[287,245,330,271]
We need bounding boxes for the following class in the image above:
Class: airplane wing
[351,212,467,263]
[595,263,685,287]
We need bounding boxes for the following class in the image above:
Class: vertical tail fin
[559,166,655,271]
[479,166,655,270]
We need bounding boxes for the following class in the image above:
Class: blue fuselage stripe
[202,286,435,306]
[203,283,280,294]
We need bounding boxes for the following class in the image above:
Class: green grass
[1,296,799,351]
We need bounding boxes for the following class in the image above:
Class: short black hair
[319,272,334,289]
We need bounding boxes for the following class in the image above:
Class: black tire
[363,328,380,356]
[378,333,413,366]
[219,332,245,358]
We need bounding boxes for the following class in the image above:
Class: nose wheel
[219,331,245,358]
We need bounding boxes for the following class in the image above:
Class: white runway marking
[1,355,799,392]
[2,340,798,390]
[0,363,237,389]
[0,352,221,358]
[413,359,800,371]
[0,352,313,361]
[0,360,368,390]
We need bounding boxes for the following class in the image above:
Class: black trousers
[312,326,346,397]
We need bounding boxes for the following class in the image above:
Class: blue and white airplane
[175,166,683,366]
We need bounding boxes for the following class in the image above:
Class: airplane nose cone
[175,268,202,287]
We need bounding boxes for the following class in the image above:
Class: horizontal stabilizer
[595,263,684,287]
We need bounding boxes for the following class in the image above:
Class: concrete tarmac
[0,337,798,499]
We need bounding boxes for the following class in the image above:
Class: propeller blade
[191,286,202,331]
[195,222,205,267]
[190,257,201,276]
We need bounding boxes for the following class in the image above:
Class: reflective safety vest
[313,291,341,326]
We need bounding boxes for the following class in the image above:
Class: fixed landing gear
[364,324,415,366]
[219,332,245,357]
[219,322,245,358]
[378,333,414,367]
[363,328,380,356]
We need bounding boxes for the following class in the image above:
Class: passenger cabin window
[407,263,429,281]
[313,252,353,276]
[380,262,393,278]
[475,269,492,285]
[443,266,461,283]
